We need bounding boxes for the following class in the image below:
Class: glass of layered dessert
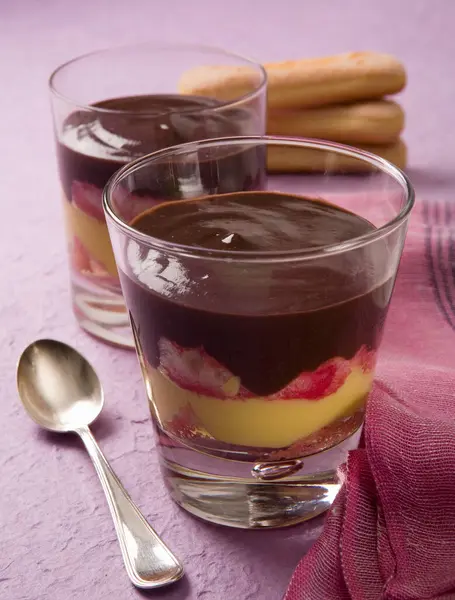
[103,136,414,528]
[49,43,266,347]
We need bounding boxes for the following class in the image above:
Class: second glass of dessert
[49,43,266,347]
[103,136,414,529]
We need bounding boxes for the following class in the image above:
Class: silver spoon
[17,338,184,589]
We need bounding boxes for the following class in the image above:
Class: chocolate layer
[121,192,394,396]
[56,94,262,201]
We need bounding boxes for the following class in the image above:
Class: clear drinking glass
[103,136,414,528]
[49,43,266,348]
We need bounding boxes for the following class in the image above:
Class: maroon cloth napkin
[285,199,455,600]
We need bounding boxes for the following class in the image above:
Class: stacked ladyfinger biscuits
[179,52,407,172]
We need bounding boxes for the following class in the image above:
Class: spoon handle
[76,426,184,589]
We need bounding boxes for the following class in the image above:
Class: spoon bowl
[17,339,103,432]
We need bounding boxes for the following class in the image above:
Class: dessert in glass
[103,136,414,528]
[49,43,266,347]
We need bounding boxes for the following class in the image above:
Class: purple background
[1,1,453,598]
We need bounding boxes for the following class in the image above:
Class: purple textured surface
[1,1,453,598]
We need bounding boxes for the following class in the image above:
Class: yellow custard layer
[62,199,118,277]
[148,367,372,448]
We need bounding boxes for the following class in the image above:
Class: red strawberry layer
[72,181,105,221]
[274,358,351,400]
[71,236,117,284]
[159,338,250,399]
[72,179,164,224]
[158,339,376,402]
[352,345,377,373]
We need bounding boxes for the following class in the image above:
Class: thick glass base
[158,427,361,529]
[71,275,134,349]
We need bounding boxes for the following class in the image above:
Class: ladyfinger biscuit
[178,52,406,109]
[179,65,265,102]
[267,100,405,145]
[267,139,407,173]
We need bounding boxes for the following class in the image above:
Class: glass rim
[103,135,415,264]
[48,41,267,116]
